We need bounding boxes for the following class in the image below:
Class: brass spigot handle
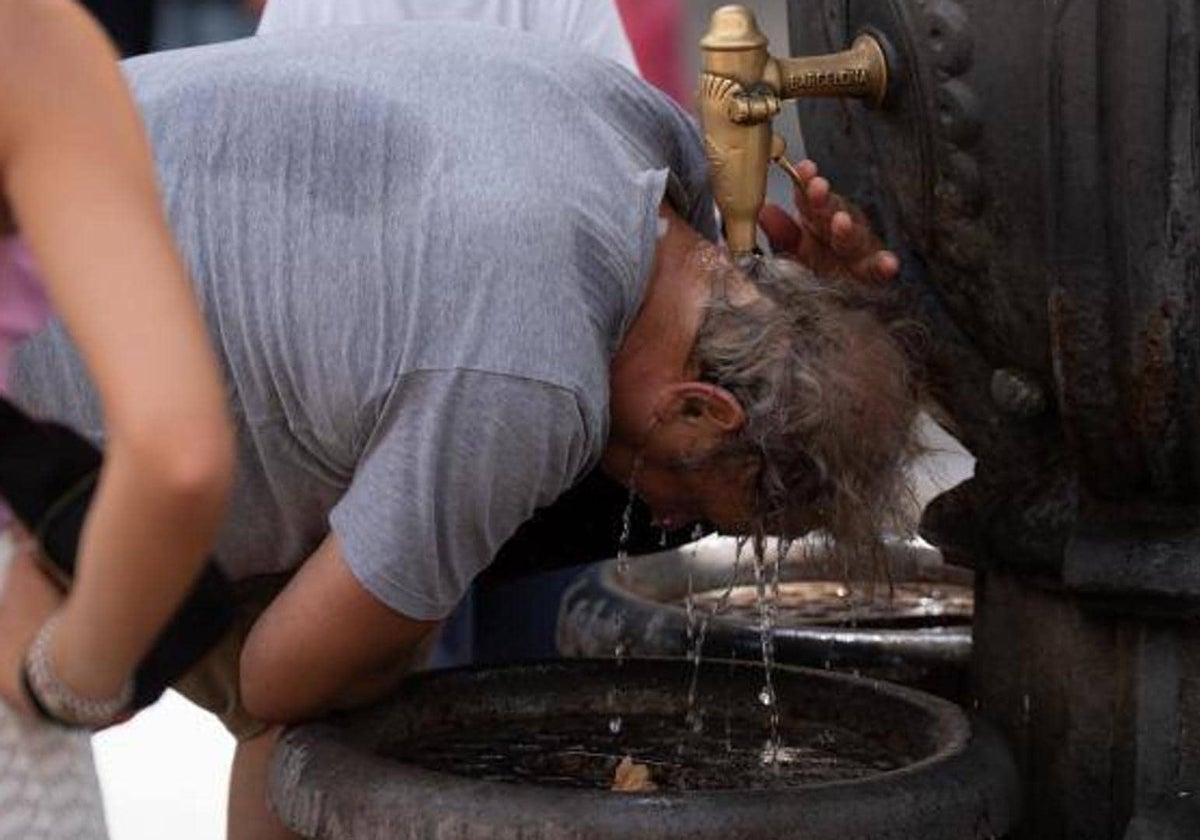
[728,88,781,125]
[697,6,892,258]
[770,134,804,189]
[771,34,889,108]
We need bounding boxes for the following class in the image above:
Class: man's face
[608,440,825,539]
[622,449,758,535]
[601,383,760,535]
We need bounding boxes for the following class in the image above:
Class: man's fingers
[830,209,874,257]
[790,160,819,205]
[759,203,802,255]
[796,158,819,181]
[774,157,899,281]
[873,251,900,280]
[805,176,830,213]
[829,210,854,241]
[850,250,901,283]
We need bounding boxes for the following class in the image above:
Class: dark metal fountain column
[787,1,1200,837]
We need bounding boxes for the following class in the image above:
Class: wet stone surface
[386,713,904,791]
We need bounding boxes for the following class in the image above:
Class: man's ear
[661,381,745,433]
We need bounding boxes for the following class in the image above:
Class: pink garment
[0,237,50,530]
[0,237,51,393]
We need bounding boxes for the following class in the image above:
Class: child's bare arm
[0,1,233,711]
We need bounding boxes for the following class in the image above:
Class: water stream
[678,536,792,768]
[751,538,790,766]
[607,465,641,739]
[607,459,790,772]
[683,534,743,738]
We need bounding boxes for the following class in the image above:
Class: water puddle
[391,713,901,791]
[681,579,973,629]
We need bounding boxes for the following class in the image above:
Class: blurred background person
[615,0,687,105]
[75,0,156,55]
[77,0,263,56]
[257,0,636,72]
[153,0,260,50]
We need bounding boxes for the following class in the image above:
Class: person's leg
[171,574,294,839]
[176,569,435,838]
[227,727,300,840]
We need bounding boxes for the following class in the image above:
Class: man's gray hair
[690,255,924,559]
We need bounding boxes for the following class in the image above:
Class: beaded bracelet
[21,613,133,730]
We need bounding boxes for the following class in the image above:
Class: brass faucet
[698,4,890,259]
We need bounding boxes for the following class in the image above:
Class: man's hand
[0,536,62,715]
[759,158,899,283]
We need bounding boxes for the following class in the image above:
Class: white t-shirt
[257,0,639,73]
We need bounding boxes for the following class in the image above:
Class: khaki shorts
[172,573,291,742]
[172,573,438,741]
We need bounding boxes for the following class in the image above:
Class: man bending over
[9,23,920,838]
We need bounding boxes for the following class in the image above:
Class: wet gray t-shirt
[11,24,714,620]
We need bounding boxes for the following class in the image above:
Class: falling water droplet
[615,454,643,575]
[607,482,638,740]
[749,542,784,760]
[761,740,781,768]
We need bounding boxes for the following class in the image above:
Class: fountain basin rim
[575,536,973,664]
[270,659,1019,840]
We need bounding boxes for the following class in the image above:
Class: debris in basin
[612,755,657,792]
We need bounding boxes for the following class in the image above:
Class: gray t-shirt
[11,24,715,620]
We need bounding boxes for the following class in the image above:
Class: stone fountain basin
[557,535,973,698]
[269,659,1019,839]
